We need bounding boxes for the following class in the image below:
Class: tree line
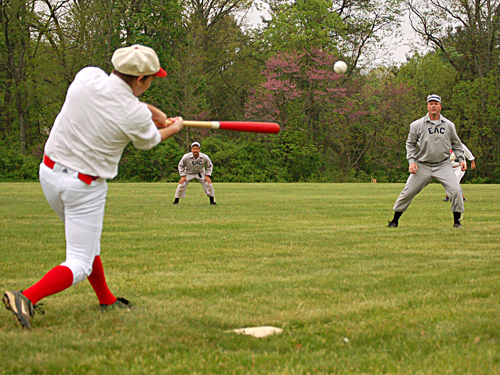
[1,0,499,183]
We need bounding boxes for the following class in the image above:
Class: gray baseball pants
[393,160,464,213]
[175,173,215,198]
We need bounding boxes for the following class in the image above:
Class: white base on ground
[231,326,283,338]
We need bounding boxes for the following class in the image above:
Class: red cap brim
[154,67,167,77]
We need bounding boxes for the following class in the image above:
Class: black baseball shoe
[444,196,450,202]
[210,202,217,205]
[3,290,45,329]
[453,222,463,228]
[100,297,134,312]
[387,221,398,228]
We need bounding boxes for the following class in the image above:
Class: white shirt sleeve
[128,104,162,150]
[462,144,475,161]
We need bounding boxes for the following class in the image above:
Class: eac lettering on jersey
[428,127,445,134]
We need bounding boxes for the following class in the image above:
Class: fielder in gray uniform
[388,94,466,228]
[172,142,216,205]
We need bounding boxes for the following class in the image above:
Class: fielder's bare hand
[205,175,212,184]
[460,161,467,171]
[179,176,187,185]
[409,163,418,174]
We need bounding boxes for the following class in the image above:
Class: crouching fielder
[173,142,216,205]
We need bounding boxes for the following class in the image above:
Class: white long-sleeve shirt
[44,67,161,179]
[178,152,213,176]
[451,144,474,167]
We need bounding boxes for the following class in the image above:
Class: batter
[3,45,183,329]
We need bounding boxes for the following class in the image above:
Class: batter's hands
[158,116,183,142]
[460,161,467,171]
[409,163,418,174]
[167,117,183,132]
[205,175,212,184]
[179,176,187,185]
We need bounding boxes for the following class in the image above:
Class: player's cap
[427,94,441,103]
[191,142,201,148]
[112,44,167,77]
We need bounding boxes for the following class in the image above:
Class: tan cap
[111,44,167,77]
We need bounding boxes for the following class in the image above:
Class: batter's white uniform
[41,67,161,285]
[174,152,215,199]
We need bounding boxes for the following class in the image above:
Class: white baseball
[334,60,348,74]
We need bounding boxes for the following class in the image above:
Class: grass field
[1,182,499,374]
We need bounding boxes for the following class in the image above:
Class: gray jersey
[406,114,464,164]
[178,152,213,176]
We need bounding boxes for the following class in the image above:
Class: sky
[383,12,418,63]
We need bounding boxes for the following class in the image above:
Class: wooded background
[1,0,499,183]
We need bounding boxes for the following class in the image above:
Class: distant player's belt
[43,154,99,185]
[420,158,448,166]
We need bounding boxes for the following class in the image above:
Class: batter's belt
[43,154,99,185]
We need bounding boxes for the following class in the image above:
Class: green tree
[259,0,404,70]
[0,0,36,154]
[450,73,500,183]
[179,0,261,123]
[258,0,344,52]
[407,0,500,79]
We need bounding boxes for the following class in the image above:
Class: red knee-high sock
[23,265,74,305]
[87,256,116,305]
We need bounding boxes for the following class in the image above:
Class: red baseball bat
[165,120,280,134]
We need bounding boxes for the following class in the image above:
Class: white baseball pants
[454,166,465,182]
[39,162,107,285]
[174,173,215,198]
[443,166,466,198]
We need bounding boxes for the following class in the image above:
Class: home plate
[231,326,283,338]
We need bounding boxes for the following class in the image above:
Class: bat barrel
[219,121,280,134]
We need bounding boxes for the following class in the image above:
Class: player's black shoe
[453,222,463,228]
[100,297,134,312]
[210,202,217,205]
[387,221,398,228]
[443,196,450,202]
[3,290,44,329]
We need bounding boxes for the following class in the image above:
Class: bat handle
[154,118,175,128]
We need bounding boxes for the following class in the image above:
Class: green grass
[1,182,499,374]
